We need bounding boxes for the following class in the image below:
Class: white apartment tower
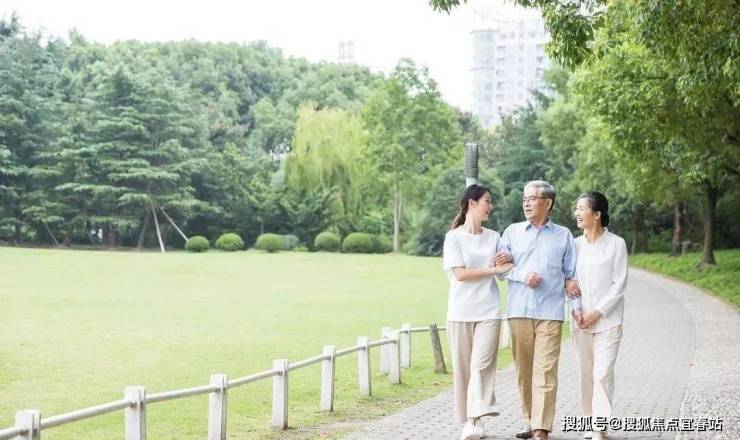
[471,1,550,127]
[338,40,355,64]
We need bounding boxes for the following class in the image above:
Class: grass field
[630,249,740,308]
[0,247,513,439]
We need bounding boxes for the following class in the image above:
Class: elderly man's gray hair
[524,180,556,211]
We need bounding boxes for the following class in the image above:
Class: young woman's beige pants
[447,319,501,423]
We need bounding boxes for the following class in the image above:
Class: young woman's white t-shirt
[442,226,502,322]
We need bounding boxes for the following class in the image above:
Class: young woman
[571,192,628,440]
[443,184,510,440]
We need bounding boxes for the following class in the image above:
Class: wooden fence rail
[0,320,514,440]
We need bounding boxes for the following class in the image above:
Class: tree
[363,59,462,251]
[0,23,64,244]
[77,56,208,249]
[573,0,739,264]
[285,105,371,231]
[430,0,606,67]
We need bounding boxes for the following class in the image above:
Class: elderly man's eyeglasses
[522,196,547,203]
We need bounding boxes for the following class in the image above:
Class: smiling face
[574,197,600,230]
[468,191,493,223]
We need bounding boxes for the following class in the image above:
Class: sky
[1,0,487,111]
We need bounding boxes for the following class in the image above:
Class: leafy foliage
[314,231,342,252]
[215,232,244,251]
[254,233,283,253]
[185,236,209,252]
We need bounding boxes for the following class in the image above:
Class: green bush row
[186,231,392,253]
[315,231,392,254]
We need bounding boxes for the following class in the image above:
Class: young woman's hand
[493,251,512,266]
[492,262,513,275]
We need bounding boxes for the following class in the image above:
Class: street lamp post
[465,142,479,187]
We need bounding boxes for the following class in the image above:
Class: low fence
[0,321,512,440]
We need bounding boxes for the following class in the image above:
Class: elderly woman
[570,192,628,440]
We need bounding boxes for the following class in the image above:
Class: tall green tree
[0,21,64,244]
[363,59,462,251]
[573,0,739,264]
[79,58,208,248]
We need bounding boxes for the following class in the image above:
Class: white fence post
[14,410,40,440]
[272,359,289,430]
[357,336,371,396]
[208,374,228,440]
[125,386,146,440]
[388,331,401,384]
[400,323,411,368]
[379,326,390,375]
[320,346,336,411]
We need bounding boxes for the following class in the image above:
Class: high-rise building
[338,40,355,64]
[471,1,550,127]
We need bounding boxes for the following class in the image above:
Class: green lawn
[0,247,512,439]
[630,249,740,308]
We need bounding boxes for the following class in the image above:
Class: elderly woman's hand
[572,309,584,328]
[565,279,581,299]
[580,310,603,329]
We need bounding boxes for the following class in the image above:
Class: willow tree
[284,104,370,231]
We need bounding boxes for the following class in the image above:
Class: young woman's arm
[450,266,496,282]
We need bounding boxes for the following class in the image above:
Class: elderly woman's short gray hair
[524,180,556,211]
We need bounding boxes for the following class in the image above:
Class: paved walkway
[343,269,739,439]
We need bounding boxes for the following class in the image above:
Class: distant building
[471,1,550,127]
[338,40,355,64]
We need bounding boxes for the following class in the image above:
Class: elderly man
[499,180,579,440]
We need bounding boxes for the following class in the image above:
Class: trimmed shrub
[314,231,341,252]
[215,232,244,251]
[293,245,309,252]
[282,234,300,251]
[255,233,283,253]
[373,235,393,253]
[342,232,375,253]
[185,236,210,253]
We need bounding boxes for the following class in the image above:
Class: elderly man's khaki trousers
[509,318,563,432]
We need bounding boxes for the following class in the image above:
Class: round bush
[373,235,393,253]
[282,234,300,251]
[342,232,376,253]
[185,236,210,253]
[314,231,341,252]
[255,233,283,253]
[215,232,244,251]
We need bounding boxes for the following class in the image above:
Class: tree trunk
[670,201,684,257]
[136,212,151,250]
[392,176,401,252]
[108,226,117,248]
[13,223,21,245]
[702,182,717,265]
[63,230,73,247]
[630,204,646,254]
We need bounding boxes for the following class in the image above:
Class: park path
[342,268,739,440]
